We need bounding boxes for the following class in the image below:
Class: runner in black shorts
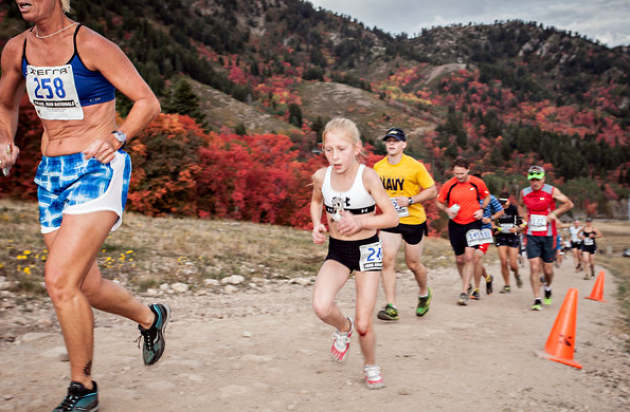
[568,219,584,272]
[374,128,437,320]
[382,222,428,245]
[436,158,491,306]
[493,193,523,293]
[577,217,602,280]
[310,117,399,389]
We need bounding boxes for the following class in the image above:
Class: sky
[307,0,630,48]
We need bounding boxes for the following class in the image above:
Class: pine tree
[288,103,303,128]
[162,79,207,128]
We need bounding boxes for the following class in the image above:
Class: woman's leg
[581,251,592,277]
[44,212,154,388]
[497,246,510,286]
[508,246,520,283]
[44,212,117,388]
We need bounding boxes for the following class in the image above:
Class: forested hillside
[1,0,629,226]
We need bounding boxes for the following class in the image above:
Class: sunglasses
[527,172,545,180]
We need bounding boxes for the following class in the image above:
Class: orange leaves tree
[125,114,207,216]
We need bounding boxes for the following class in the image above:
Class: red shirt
[521,184,557,237]
[438,176,490,225]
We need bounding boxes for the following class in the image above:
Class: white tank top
[322,164,376,220]
[569,226,582,243]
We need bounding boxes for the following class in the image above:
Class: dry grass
[2,199,625,349]
[0,199,456,295]
[592,220,630,349]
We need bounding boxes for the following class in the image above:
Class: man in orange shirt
[436,158,491,305]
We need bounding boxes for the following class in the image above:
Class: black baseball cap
[383,127,406,142]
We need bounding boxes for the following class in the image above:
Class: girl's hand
[337,211,362,236]
[312,223,328,244]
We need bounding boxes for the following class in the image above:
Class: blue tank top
[21,24,115,108]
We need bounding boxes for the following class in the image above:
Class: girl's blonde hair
[322,117,366,162]
[61,0,71,13]
[322,117,361,146]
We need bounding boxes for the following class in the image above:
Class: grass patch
[594,220,630,352]
[0,199,459,296]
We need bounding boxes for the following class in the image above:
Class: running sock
[142,305,160,331]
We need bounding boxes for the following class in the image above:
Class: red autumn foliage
[196,131,326,228]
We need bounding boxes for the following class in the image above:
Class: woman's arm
[0,36,26,169]
[79,28,160,161]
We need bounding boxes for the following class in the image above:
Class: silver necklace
[35,22,78,39]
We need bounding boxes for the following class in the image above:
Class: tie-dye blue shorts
[35,150,132,234]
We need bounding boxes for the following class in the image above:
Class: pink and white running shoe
[363,364,385,389]
[330,317,354,362]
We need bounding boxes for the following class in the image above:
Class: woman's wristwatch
[111,130,127,145]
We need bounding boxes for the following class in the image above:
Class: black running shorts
[495,234,520,248]
[325,234,382,272]
[381,222,428,245]
[448,220,482,256]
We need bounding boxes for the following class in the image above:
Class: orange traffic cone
[585,271,606,302]
[541,288,582,369]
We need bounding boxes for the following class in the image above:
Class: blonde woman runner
[0,1,168,410]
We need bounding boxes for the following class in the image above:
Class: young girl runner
[310,117,398,389]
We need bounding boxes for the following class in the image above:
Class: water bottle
[448,204,460,219]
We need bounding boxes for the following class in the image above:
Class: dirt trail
[1,260,629,411]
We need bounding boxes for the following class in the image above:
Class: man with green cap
[518,166,574,311]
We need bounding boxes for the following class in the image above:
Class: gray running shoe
[52,381,98,412]
[457,292,469,306]
[515,275,523,288]
[138,303,171,365]
[499,285,511,294]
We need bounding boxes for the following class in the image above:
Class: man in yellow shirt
[374,128,437,320]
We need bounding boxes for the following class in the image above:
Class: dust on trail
[1,260,629,412]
